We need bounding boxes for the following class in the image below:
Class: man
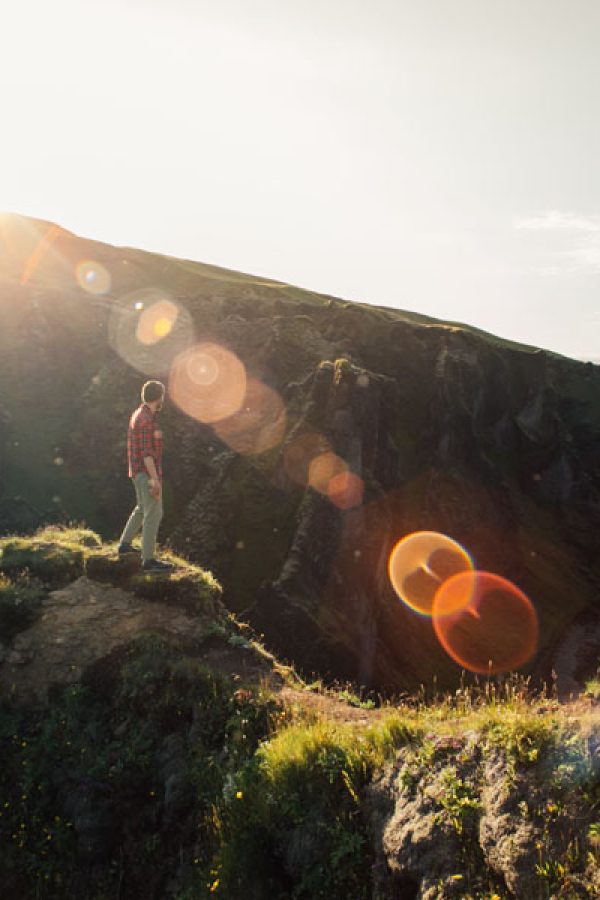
[118,380,174,572]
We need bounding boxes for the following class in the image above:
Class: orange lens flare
[309,452,347,495]
[169,343,247,424]
[388,531,474,617]
[108,290,194,375]
[308,453,364,509]
[432,571,539,674]
[136,299,179,345]
[213,378,287,455]
[282,433,362,508]
[75,259,111,295]
[19,224,62,285]
[327,470,364,510]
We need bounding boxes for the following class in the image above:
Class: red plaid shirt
[127,403,163,480]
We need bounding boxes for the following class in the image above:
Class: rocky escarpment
[368,728,600,900]
[1,213,600,693]
[0,528,284,707]
[0,574,280,705]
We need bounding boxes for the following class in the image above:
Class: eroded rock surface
[367,734,600,900]
[0,575,274,703]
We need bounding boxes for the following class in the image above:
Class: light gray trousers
[119,472,163,562]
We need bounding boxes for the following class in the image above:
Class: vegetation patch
[0,572,47,641]
[0,635,281,900]
[0,533,85,588]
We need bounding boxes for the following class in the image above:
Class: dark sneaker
[142,558,175,573]
[118,543,141,557]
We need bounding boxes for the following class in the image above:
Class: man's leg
[119,477,144,546]
[136,473,163,562]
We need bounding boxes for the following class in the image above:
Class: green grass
[0,530,87,587]
[584,678,600,700]
[0,523,223,616]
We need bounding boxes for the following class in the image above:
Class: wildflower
[210,879,220,892]
[235,791,243,800]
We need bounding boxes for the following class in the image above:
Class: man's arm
[136,417,160,497]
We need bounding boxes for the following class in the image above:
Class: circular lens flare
[309,451,347,495]
[75,260,111,295]
[108,290,194,375]
[328,470,364,510]
[136,299,179,345]
[432,571,539,674]
[388,531,474,617]
[169,343,247,424]
[213,378,287,455]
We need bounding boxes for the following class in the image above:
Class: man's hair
[141,380,165,403]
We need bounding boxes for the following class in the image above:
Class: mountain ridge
[1,212,600,696]
[0,211,572,359]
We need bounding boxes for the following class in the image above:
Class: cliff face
[2,213,600,692]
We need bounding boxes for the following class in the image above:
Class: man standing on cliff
[117,380,174,572]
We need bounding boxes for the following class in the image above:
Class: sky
[2,0,600,360]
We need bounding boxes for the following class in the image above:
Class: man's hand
[144,456,161,499]
[148,478,161,500]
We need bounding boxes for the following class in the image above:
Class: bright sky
[2,0,600,360]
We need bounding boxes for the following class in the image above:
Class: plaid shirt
[127,403,163,479]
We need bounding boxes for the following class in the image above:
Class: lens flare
[136,299,179,345]
[308,451,347,494]
[432,571,539,674]
[388,531,474,617]
[19,223,62,285]
[169,343,247,424]
[328,470,364,510]
[75,260,111,295]
[213,378,287,455]
[282,433,363,508]
[108,290,194,375]
[283,431,331,486]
